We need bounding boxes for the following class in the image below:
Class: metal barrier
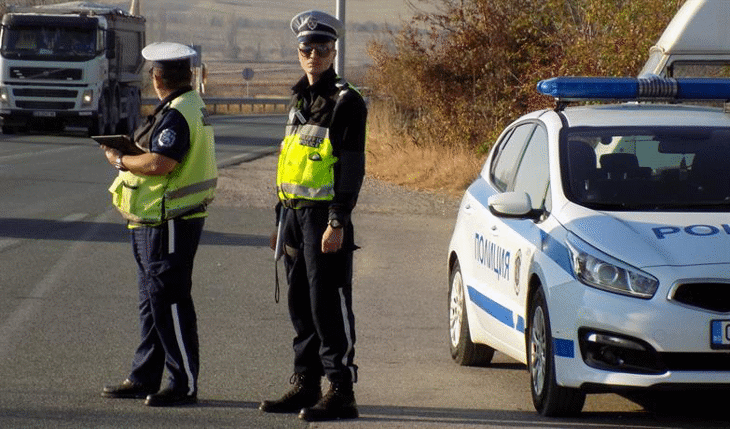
[142,97,289,114]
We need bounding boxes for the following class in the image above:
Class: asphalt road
[0,116,727,428]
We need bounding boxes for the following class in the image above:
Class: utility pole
[336,0,345,78]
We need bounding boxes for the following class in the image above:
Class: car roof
[558,103,730,128]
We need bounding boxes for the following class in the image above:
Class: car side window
[513,125,549,210]
[490,123,535,191]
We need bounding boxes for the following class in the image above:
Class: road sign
[242,67,254,81]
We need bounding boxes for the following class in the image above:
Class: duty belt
[280,199,326,209]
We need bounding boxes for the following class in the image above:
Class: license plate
[33,111,56,117]
[710,320,730,349]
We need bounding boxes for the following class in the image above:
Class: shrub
[366,0,683,156]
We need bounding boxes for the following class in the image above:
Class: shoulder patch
[157,128,176,147]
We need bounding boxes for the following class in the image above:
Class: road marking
[61,213,88,222]
[0,211,108,361]
[0,145,87,162]
[0,238,20,252]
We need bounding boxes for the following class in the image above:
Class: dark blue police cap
[291,10,343,43]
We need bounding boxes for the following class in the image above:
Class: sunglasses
[298,45,333,57]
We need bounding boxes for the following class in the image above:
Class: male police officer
[100,42,217,407]
[259,10,367,422]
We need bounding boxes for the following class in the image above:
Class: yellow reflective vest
[277,79,361,203]
[109,90,217,225]
[277,123,337,202]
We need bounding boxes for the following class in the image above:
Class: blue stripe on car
[553,338,575,358]
[467,285,513,328]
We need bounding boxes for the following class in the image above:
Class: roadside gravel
[214,153,462,218]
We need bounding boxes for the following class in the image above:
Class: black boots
[299,381,358,421]
[259,373,322,413]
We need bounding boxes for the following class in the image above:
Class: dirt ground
[214,153,461,218]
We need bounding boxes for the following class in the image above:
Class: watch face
[329,219,342,228]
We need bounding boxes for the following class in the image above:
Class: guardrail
[142,97,289,114]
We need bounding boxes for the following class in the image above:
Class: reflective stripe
[165,178,218,200]
[338,287,356,382]
[171,303,195,395]
[167,219,175,255]
[279,182,334,199]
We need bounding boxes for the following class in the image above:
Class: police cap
[142,42,197,69]
[291,10,343,43]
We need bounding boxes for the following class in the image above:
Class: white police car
[447,76,730,416]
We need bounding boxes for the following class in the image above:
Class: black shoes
[299,382,358,422]
[102,380,196,407]
[101,379,156,399]
[145,387,197,407]
[259,373,322,413]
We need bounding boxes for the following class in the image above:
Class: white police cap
[291,10,343,43]
[142,42,197,68]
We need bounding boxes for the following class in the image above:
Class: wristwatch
[328,219,343,229]
[114,154,128,171]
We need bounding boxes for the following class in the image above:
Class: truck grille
[671,282,730,313]
[15,101,75,110]
[13,88,78,98]
[10,67,83,81]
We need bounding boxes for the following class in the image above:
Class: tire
[449,260,495,366]
[90,92,109,136]
[528,287,585,416]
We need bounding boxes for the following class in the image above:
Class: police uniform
[261,10,367,422]
[102,42,217,407]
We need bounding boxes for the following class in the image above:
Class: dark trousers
[282,207,358,383]
[128,217,204,395]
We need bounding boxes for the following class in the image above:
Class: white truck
[640,0,730,78]
[0,1,145,135]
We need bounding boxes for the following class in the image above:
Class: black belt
[281,199,326,209]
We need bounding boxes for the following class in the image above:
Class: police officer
[100,42,217,407]
[259,10,367,422]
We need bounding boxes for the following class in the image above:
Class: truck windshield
[1,25,96,61]
[563,126,730,211]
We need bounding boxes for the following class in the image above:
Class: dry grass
[365,106,485,197]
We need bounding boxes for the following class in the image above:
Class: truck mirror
[106,30,116,59]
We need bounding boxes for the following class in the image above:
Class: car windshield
[1,25,96,61]
[563,126,730,211]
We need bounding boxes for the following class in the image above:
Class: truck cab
[0,2,145,135]
[640,0,730,78]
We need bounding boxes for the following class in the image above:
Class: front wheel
[449,260,495,366]
[528,287,585,416]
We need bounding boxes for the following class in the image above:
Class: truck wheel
[528,287,585,416]
[449,260,495,366]
[90,92,109,136]
[109,87,120,135]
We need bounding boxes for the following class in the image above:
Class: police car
[447,76,730,416]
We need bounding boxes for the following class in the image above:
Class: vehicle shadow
[355,404,726,428]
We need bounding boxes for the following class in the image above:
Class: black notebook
[91,135,146,155]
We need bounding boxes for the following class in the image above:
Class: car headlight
[566,233,659,299]
[81,89,93,106]
[0,87,8,104]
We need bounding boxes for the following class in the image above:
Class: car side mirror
[488,192,543,220]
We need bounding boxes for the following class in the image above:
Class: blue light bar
[537,76,730,101]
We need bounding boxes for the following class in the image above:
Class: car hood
[559,208,730,267]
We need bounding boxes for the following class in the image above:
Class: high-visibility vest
[276,80,356,202]
[109,90,217,225]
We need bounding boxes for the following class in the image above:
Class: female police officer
[260,10,367,422]
[100,42,217,407]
